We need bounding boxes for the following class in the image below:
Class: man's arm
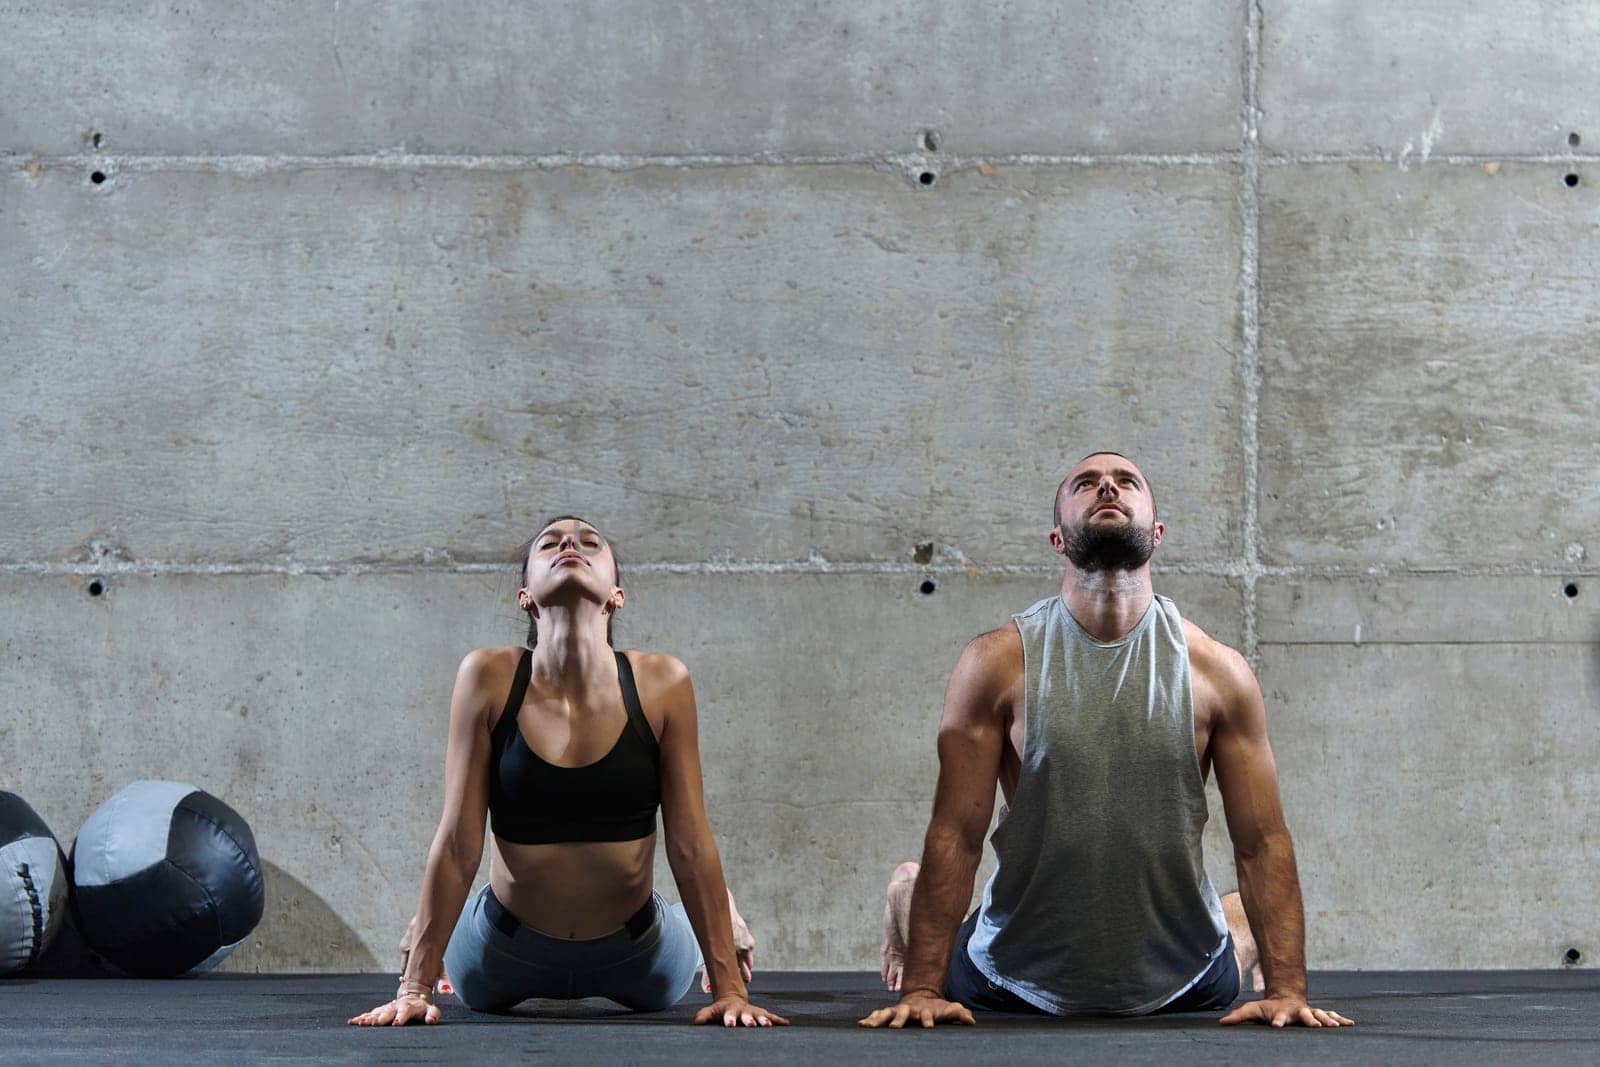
[1205,642,1353,1029]
[859,627,1015,1029]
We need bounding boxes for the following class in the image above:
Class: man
[862,453,1351,1029]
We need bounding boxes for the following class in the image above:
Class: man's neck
[1059,566,1154,643]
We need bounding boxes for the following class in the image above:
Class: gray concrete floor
[1,970,1595,1064]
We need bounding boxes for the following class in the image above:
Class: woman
[349,516,786,1027]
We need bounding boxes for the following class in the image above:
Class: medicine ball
[71,780,265,977]
[1,792,70,975]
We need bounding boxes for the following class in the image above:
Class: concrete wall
[2,1,1594,973]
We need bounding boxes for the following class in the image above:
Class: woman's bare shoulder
[451,645,524,705]
[618,649,690,703]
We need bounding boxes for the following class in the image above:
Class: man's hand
[858,991,976,1029]
[1220,995,1353,1028]
[692,996,790,1028]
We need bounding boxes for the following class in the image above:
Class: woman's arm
[349,648,498,1026]
[647,653,788,1028]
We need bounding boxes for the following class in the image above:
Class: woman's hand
[693,995,790,1028]
[348,992,441,1027]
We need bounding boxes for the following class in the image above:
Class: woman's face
[520,519,621,611]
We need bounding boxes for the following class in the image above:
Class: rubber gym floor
[3,969,1596,1065]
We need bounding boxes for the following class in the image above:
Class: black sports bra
[487,648,662,845]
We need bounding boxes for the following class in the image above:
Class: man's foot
[701,889,758,993]
[1222,891,1265,993]
[881,861,919,991]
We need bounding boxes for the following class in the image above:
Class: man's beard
[1063,517,1156,572]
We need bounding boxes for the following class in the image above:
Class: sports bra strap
[491,647,534,740]
[613,650,659,752]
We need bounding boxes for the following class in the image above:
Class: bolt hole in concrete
[913,542,935,565]
[919,578,937,596]
[921,129,940,152]
[90,170,106,185]
[918,171,936,187]
[86,579,104,597]
[1569,131,1581,148]
[1563,581,1580,599]
[92,131,103,147]
[1566,947,1583,964]
[1563,172,1580,187]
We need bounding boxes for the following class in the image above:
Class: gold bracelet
[396,977,435,1004]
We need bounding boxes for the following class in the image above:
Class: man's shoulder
[1178,617,1256,702]
[965,620,1024,660]
[954,622,1025,694]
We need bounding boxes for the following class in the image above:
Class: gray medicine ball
[1,791,70,975]
[71,780,265,978]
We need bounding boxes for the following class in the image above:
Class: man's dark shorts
[942,910,1240,1016]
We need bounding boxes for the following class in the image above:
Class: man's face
[1052,454,1164,571]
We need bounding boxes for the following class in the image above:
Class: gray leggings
[443,886,703,1013]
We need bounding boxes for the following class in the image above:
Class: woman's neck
[529,607,614,694]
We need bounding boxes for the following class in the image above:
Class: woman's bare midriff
[489,832,657,940]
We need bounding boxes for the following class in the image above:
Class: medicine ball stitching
[174,805,262,894]
[18,863,43,966]
[176,805,255,862]
[166,805,264,946]
[159,857,226,954]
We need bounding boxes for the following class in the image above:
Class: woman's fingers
[347,1002,397,1027]
[348,996,442,1028]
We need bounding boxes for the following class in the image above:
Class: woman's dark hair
[515,514,620,648]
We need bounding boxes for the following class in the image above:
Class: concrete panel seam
[1261,152,1600,167]
[0,558,1248,579]
[8,152,1595,175]
[7,151,1243,177]
[2,560,1594,579]
[1237,0,1265,666]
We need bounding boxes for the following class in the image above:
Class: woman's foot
[881,861,919,991]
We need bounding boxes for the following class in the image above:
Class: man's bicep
[1211,652,1290,857]
[928,636,1010,845]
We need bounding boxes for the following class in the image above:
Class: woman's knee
[442,912,514,1012]
[451,971,514,1013]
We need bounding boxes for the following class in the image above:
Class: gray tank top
[966,593,1228,1015]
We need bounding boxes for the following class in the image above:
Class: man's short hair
[1053,451,1156,527]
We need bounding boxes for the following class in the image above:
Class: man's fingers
[1218,1004,1251,1025]
[1297,1007,1322,1028]
[919,1007,935,1028]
